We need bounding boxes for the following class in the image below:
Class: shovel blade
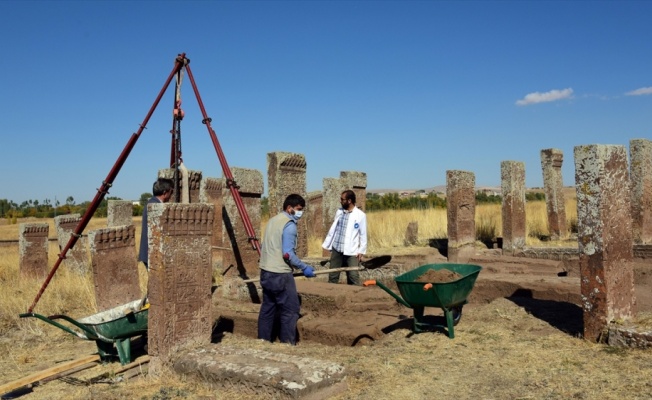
[361,255,392,269]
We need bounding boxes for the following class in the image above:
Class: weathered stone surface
[172,344,347,400]
[540,148,567,240]
[221,167,263,279]
[446,170,476,263]
[88,225,141,311]
[501,161,526,254]
[608,325,652,348]
[19,223,49,277]
[404,221,419,246]
[148,203,214,362]
[54,213,89,274]
[629,139,652,244]
[267,152,308,257]
[574,144,635,341]
[107,200,133,227]
[306,191,323,248]
[200,177,226,270]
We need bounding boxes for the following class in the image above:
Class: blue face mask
[293,209,304,219]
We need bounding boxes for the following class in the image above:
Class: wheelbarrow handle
[19,312,98,340]
[362,280,412,308]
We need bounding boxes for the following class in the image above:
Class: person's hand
[302,266,316,278]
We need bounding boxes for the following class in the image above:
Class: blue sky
[3,1,651,204]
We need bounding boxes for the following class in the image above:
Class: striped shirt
[332,210,351,252]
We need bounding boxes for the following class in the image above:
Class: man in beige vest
[258,194,316,345]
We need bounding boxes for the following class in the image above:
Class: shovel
[241,255,392,284]
[319,254,392,269]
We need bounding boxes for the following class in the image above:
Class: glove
[302,266,316,278]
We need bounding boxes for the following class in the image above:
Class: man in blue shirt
[258,194,316,345]
[138,178,174,270]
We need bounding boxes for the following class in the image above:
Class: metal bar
[183,62,261,255]
[27,54,187,313]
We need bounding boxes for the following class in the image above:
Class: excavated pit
[211,247,652,346]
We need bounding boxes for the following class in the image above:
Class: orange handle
[363,280,377,287]
[423,283,433,291]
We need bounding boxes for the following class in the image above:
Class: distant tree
[139,192,152,207]
[526,192,546,201]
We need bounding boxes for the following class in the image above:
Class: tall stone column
[574,144,635,341]
[54,214,89,275]
[446,170,476,263]
[629,139,652,244]
[501,161,526,255]
[89,225,141,311]
[267,152,308,257]
[147,203,214,364]
[200,177,225,269]
[540,148,567,240]
[19,223,49,277]
[222,167,263,278]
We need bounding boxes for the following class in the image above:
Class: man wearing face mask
[257,193,316,345]
[322,190,367,285]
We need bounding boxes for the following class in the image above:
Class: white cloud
[625,87,652,96]
[516,88,574,106]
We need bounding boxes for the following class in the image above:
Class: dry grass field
[3,196,652,400]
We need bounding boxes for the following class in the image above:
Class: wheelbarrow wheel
[452,306,463,326]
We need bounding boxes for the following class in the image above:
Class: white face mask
[293,210,304,219]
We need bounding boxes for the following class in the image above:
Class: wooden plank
[0,354,100,395]
[112,355,150,375]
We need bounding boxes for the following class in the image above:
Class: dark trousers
[257,269,301,345]
[327,249,361,285]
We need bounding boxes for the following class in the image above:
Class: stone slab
[172,344,347,399]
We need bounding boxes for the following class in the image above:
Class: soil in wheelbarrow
[415,269,462,283]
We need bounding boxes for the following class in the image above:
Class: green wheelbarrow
[20,299,148,365]
[364,263,482,338]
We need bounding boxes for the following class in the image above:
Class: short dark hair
[283,194,306,210]
[342,190,356,204]
[153,178,174,196]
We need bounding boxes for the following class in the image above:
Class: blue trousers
[257,269,301,345]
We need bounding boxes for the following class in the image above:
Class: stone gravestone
[629,139,652,244]
[267,152,308,257]
[540,148,567,240]
[54,214,89,275]
[88,225,141,311]
[19,223,49,277]
[107,200,134,228]
[446,170,476,263]
[574,144,635,341]
[200,177,225,270]
[221,167,263,279]
[501,161,526,255]
[147,203,214,365]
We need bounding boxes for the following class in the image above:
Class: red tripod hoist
[27,53,261,313]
